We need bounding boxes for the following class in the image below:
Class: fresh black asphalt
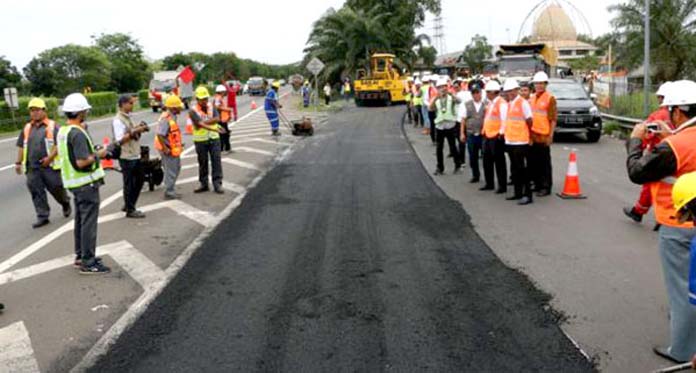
[89,106,594,372]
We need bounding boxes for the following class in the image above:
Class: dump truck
[354,53,407,106]
[495,43,558,83]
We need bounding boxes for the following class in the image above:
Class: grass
[296,97,348,113]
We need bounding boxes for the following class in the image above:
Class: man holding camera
[626,80,696,364]
[57,93,110,274]
[112,95,148,218]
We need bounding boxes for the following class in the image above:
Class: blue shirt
[264,89,277,112]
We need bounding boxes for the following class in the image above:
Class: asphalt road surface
[90,106,593,372]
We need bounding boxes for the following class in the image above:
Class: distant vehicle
[546,78,602,143]
[496,43,558,83]
[247,77,266,96]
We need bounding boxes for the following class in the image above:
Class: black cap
[118,94,133,107]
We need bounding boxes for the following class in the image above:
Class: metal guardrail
[600,112,642,129]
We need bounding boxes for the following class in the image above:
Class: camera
[646,123,661,132]
[94,142,121,160]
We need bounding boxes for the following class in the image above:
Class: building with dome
[528,3,598,61]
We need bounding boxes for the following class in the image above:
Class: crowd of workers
[404,71,556,205]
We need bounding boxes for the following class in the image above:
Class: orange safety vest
[154,112,183,157]
[214,93,230,123]
[504,97,530,144]
[650,126,696,228]
[22,119,59,171]
[531,91,552,135]
[482,97,503,139]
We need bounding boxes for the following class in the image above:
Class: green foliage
[138,89,149,108]
[567,55,601,74]
[609,91,659,118]
[93,33,150,93]
[609,0,696,82]
[461,35,493,74]
[23,44,112,97]
[0,56,21,92]
[0,97,60,132]
[159,52,297,84]
[84,92,118,117]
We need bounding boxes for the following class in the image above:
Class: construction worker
[502,79,534,205]
[214,85,232,153]
[265,81,283,136]
[626,80,696,364]
[430,78,462,175]
[15,98,71,228]
[404,77,414,124]
[460,81,486,183]
[451,79,468,167]
[427,75,439,144]
[323,82,332,106]
[190,86,225,194]
[222,74,239,122]
[624,81,675,222]
[155,95,184,200]
[480,80,507,194]
[519,81,532,101]
[302,81,311,108]
[57,93,110,274]
[342,78,351,102]
[529,72,558,197]
[412,79,424,127]
[113,95,148,219]
[420,76,432,135]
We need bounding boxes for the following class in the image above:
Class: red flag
[178,66,195,84]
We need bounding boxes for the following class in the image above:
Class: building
[529,3,597,61]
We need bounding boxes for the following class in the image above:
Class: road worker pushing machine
[15,98,72,228]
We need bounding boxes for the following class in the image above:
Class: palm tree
[609,0,696,82]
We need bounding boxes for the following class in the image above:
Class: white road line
[0,164,14,172]
[0,321,40,373]
[230,138,292,146]
[175,176,247,194]
[107,242,165,291]
[221,158,261,171]
[229,130,278,139]
[181,163,197,170]
[234,146,276,156]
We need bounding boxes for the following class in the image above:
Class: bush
[138,89,149,109]
[85,91,118,117]
[0,97,60,132]
[609,92,659,119]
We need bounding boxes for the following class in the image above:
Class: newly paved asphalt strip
[90,106,593,372]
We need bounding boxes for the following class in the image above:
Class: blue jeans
[659,225,696,361]
[420,105,430,127]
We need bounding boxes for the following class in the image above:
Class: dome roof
[532,4,577,42]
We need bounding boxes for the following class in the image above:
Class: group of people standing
[404,71,557,205]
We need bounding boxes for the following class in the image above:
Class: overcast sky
[2,0,621,71]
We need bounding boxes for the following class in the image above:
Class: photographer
[626,80,696,364]
[112,95,148,218]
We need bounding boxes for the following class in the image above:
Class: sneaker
[213,188,225,194]
[653,346,687,364]
[79,261,111,275]
[433,170,444,176]
[517,196,533,205]
[194,185,209,194]
[126,210,146,219]
[623,207,643,223]
[164,193,181,200]
[32,219,50,229]
[62,204,72,218]
[74,256,102,268]
[0,303,4,312]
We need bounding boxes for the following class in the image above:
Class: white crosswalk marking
[175,176,246,194]
[230,138,291,146]
[0,321,40,373]
[107,243,165,291]
[221,158,261,171]
[234,147,276,156]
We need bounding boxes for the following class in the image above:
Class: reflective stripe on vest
[22,119,61,172]
[504,97,530,143]
[482,97,503,139]
[190,104,219,142]
[154,112,183,157]
[650,126,696,227]
[531,91,552,135]
[57,125,105,189]
[435,96,456,124]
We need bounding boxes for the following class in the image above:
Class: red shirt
[223,82,238,107]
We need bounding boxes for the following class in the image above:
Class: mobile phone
[646,123,661,132]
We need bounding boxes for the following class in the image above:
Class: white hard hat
[661,80,696,107]
[430,75,438,82]
[62,93,92,113]
[415,79,422,85]
[215,85,227,93]
[406,77,414,82]
[531,71,549,83]
[436,78,448,87]
[502,79,520,91]
[485,80,501,92]
[656,81,673,97]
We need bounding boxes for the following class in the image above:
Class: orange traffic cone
[251,100,257,110]
[185,119,193,135]
[557,150,586,199]
[100,137,114,170]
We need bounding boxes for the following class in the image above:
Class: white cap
[215,85,227,93]
[661,80,696,107]
[502,79,520,91]
[415,79,422,85]
[62,93,92,113]
[436,78,448,87]
[430,75,438,82]
[485,80,501,92]
[531,71,549,83]
[656,81,672,97]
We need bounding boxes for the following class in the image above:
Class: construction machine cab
[370,53,400,80]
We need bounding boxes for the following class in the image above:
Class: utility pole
[433,15,447,54]
[643,0,651,117]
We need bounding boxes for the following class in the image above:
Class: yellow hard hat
[195,86,210,99]
[272,81,281,88]
[165,94,184,108]
[28,97,46,110]
[672,172,696,212]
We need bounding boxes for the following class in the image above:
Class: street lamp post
[644,0,651,117]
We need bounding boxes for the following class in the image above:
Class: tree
[0,56,21,92]
[567,55,601,73]
[93,33,150,92]
[460,35,493,74]
[24,44,112,96]
[609,0,696,82]
[162,53,194,71]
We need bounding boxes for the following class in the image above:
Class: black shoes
[194,185,210,194]
[453,165,462,174]
[469,177,479,183]
[536,189,551,197]
[495,189,507,194]
[517,196,533,205]
[433,170,444,176]
[479,185,494,191]
[506,195,522,201]
[164,193,181,200]
[126,210,146,219]
[214,188,225,194]
[623,207,643,223]
[32,219,49,229]
[79,261,111,275]
[62,204,72,218]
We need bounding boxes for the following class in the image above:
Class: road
[90,106,593,372]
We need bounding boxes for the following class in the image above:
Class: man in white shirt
[501,79,534,205]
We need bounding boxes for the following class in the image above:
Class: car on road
[546,78,603,143]
[247,77,266,96]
